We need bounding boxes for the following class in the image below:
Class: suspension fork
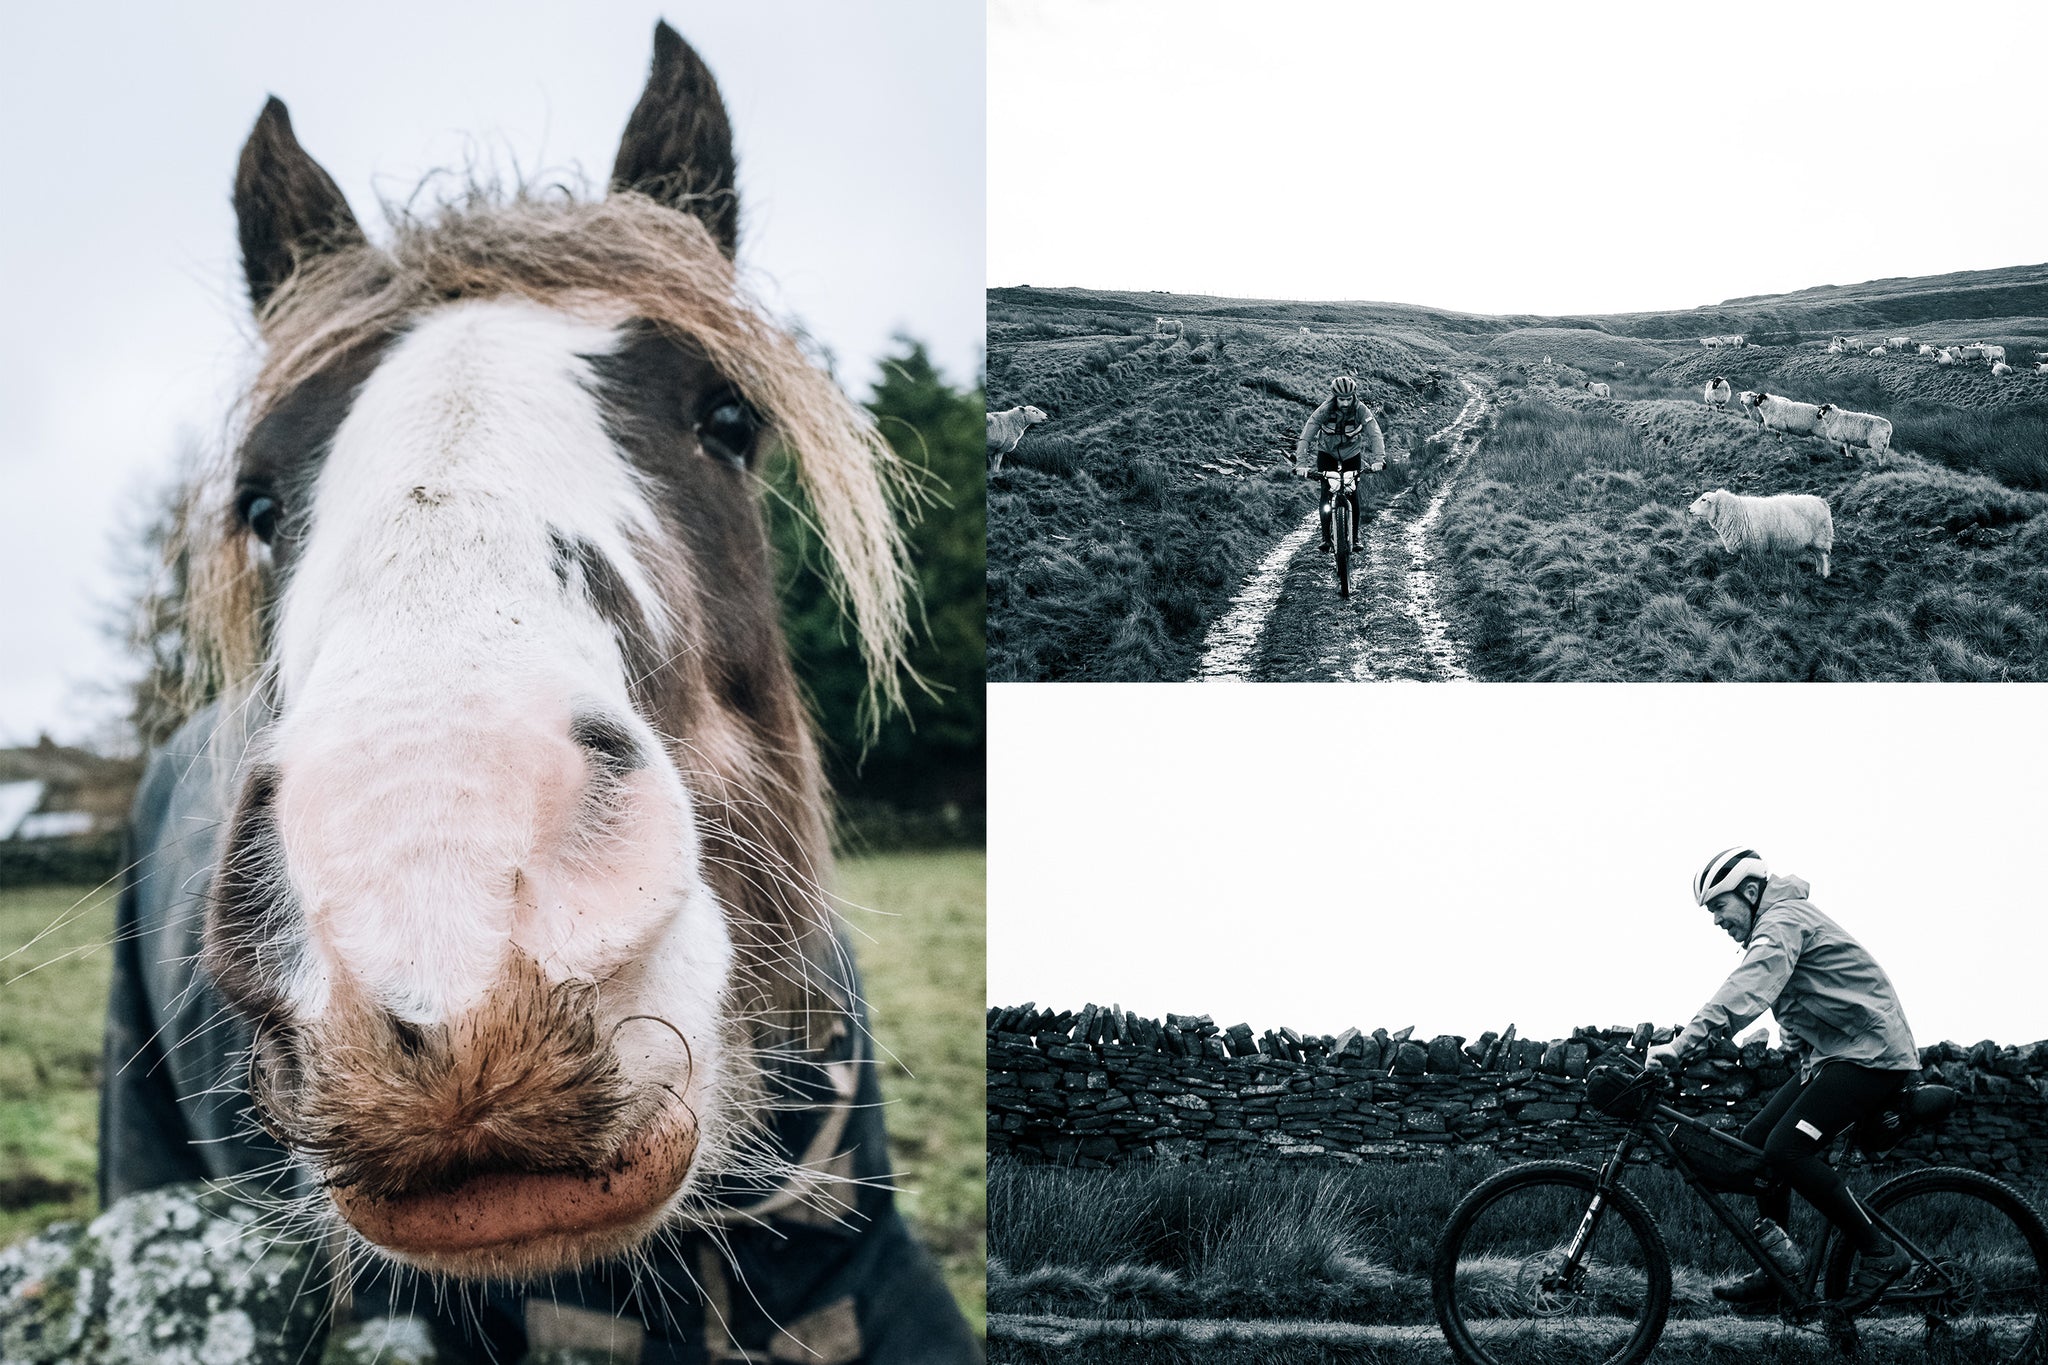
[1558,1136,1640,1274]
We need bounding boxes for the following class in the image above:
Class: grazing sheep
[1154,316,1183,340]
[1586,381,1611,397]
[987,403,1048,473]
[1958,344,1989,362]
[1689,489,1835,577]
[1887,335,1911,349]
[1992,360,2012,376]
[1937,348,1959,365]
[1739,390,1825,436]
[1703,377,1733,409]
[1982,345,2007,364]
[1814,402,1893,456]
[1918,344,1936,356]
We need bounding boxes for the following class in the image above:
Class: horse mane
[185,182,912,734]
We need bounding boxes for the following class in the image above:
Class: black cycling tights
[1740,1062,1906,1252]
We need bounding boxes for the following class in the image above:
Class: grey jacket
[1294,396,1386,464]
[1676,874,1918,1077]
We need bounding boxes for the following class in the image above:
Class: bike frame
[1567,1076,1951,1322]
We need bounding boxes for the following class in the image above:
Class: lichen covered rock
[0,1182,327,1364]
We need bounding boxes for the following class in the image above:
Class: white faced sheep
[1992,360,2012,376]
[1887,335,1911,349]
[1813,402,1893,456]
[1958,344,1989,362]
[1982,345,2007,364]
[1918,344,1936,356]
[1689,489,1835,577]
[986,404,1049,474]
[1703,377,1732,409]
[1869,346,1888,357]
[1586,381,1611,397]
[1937,348,1958,365]
[1739,390,1825,436]
[2038,363,2048,374]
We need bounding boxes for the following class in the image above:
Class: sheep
[986,404,1048,474]
[1689,489,1834,577]
[1828,336,1852,353]
[2038,363,2048,373]
[1958,344,1989,361]
[1937,348,1958,366]
[1982,345,2007,364]
[1887,335,1911,349]
[1918,344,1936,356]
[1703,377,1733,410]
[1868,346,1888,357]
[1739,390,1825,436]
[1814,402,1893,456]
[1992,360,2012,376]
[1586,381,1611,397]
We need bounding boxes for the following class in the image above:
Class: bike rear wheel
[1334,498,1352,598]
[1824,1165,2048,1363]
[1432,1161,1671,1365]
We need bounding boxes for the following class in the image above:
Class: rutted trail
[1195,378,1489,682]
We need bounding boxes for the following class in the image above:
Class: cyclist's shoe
[1841,1240,1912,1309]
[1349,539,1364,552]
[1712,1269,1784,1315]
[1320,538,1334,554]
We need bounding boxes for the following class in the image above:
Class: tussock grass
[989,307,1464,680]
[1438,389,2048,680]
[992,1155,2048,1328]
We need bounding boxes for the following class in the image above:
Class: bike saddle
[1854,1083,1957,1154]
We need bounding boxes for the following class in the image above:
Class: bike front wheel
[1824,1164,2048,1364]
[1334,497,1352,598]
[1432,1161,1671,1365]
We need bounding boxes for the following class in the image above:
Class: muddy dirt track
[1195,378,1490,682]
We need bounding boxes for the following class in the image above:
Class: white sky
[0,2,982,746]
[989,683,2048,1050]
[989,0,2048,312]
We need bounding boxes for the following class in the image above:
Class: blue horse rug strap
[102,705,976,1364]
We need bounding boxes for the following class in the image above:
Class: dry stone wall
[986,1004,2048,1174]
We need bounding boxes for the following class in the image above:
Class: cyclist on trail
[1290,375,1386,554]
[1647,848,1921,1312]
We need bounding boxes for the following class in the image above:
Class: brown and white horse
[183,23,911,1283]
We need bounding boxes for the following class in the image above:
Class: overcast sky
[989,683,2048,1050]
[990,0,2048,312]
[0,2,981,747]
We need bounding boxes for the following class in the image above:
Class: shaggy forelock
[186,184,911,732]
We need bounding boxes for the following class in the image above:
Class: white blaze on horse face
[266,297,730,1061]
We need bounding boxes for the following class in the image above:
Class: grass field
[1437,366,2048,680]
[992,267,2048,683]
[987,295,1468,680]
[0,849,986,1333]
[988,1156,2048,1363]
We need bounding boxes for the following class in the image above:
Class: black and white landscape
[988,269,2048,683]
[987,2,2048,685]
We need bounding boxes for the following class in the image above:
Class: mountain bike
[1430,1050,2048,1365]
[1326,465,1358,598]
[1291,456,1380,599]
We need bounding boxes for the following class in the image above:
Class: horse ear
[235,98,362,312]
[610,21,738,257]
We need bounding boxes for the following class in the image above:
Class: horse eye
[238,490,281,544]
[695,395,761,469]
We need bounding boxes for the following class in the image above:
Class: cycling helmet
[1693,847,1768,906]
[1331,375,1360,401]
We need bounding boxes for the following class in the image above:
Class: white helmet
[1693,847,1768,906]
